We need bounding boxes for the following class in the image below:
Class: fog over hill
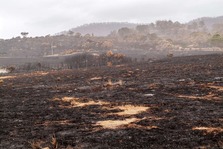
[58,22,138,36]
[189,16,223,30]
[1,16,223,70]
[60,16,223,36]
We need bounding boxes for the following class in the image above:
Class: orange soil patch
[192,127,223,133]
[96,118,139,129]
[208,85,223,91]
[116,105,149,116]
[0,76,16,79]
[54,97,109,107]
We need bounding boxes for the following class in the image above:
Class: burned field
[0,54,223,149]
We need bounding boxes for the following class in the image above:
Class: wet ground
[0,54,223,149]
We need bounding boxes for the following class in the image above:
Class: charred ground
[0,54,223,149]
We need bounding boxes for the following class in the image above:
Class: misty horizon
[1,16,222,39]
[1,0,223,39]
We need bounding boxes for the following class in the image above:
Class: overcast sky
[0,0,222,39]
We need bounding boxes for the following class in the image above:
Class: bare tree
[21,32,29,38]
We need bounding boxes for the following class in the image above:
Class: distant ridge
[59,22,138,36]
[189,16,223,29]
[58,16,223,36]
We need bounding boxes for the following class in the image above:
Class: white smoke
[0,69,9,74]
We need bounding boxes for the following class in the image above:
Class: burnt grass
[0,54,223,149]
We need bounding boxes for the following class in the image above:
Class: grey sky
[0,0,222,39]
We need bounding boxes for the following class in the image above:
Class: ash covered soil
[0,54,223,149]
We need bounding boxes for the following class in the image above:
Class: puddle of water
[143,94,155,97]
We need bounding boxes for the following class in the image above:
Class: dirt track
[0,54,223,149]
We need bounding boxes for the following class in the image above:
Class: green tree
[210,34,223,47]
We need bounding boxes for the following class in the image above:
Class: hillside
[1,16,223,70]
[189,16,223,30]
[1,54,223,148]
[59,22,138,36]
[59,16,223,36]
